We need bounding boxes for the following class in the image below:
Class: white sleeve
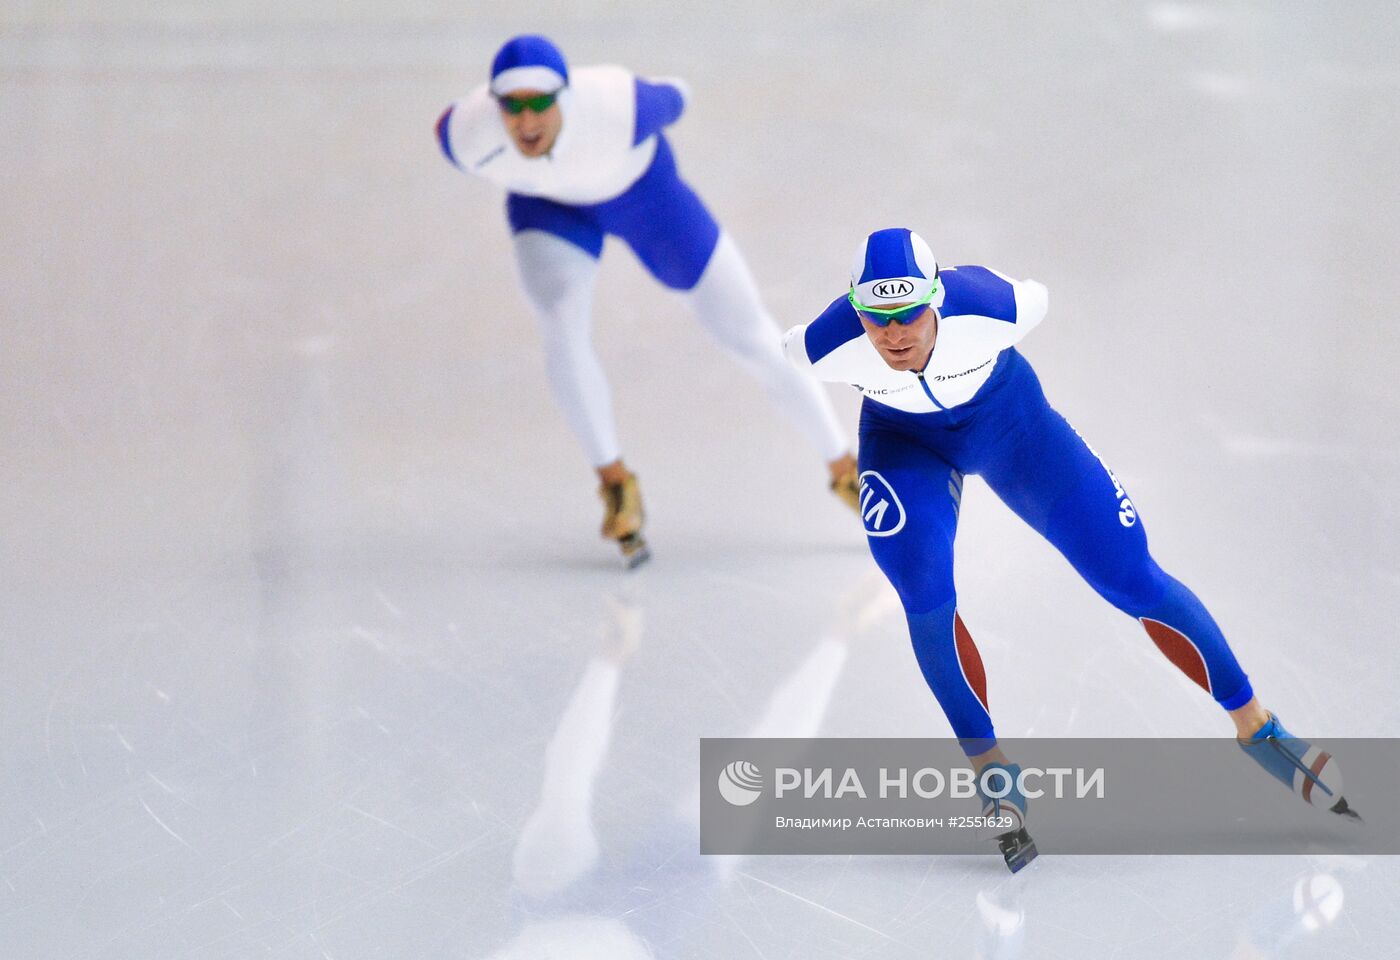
[447,86,507,177]
[1012,278,1048,339]
[782,324,813,370]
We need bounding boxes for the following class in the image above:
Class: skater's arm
[941,265,1049,346]
[782,295,866,380]
[632,76,689,145]
[1009,275,1048,340]
[435,86,505,175]
[781,323,815,370]
[435,104,462,168]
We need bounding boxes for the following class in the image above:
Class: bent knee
[868,545,955,615]
[1084,556,1170,614]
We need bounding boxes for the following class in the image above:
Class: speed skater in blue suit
[783,227,1361,870]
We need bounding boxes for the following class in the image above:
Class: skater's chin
[881,345,921,369]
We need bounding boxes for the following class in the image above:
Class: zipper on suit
[914,370,946,411]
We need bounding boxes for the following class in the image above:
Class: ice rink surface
[4,1,1400,957]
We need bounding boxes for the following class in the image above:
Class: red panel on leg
[1140,617,1211,693]
[953,612,989,712]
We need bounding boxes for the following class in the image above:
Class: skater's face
[497,88,563,157]
[861,304,938,371]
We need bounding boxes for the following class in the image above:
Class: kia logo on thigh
[872,279,914,299]
[858,470,906,536]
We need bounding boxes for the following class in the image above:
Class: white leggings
[512,229,849,468]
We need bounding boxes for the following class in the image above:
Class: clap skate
[977,761,1039,873]
[1238,714,1362,822]
[599,471,650,569]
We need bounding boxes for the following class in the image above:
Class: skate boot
[1238,714,1362,822]
[599,471,650,569]
[976,761,1039,873]
[830,455,860,515]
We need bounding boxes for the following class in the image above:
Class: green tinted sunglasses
[848,280,940,327]
[495,91,560,115]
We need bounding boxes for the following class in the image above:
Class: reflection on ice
[976,887,1026,960]
[500,572,900,948]
[483,915,654,960]
[1226,871,1346,959]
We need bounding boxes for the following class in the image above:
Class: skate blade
[1330,797,1364,824]
[997,828,1039,874]
[619,534,651,570]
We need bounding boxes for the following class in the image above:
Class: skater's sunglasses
[495,91,561,115]
[848,281,940,327]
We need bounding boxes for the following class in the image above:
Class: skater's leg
[858,426,995,755]
[978,366,1253,712]
[595,139,852,483]
[680,233,850,466]
[977,358,1357,820]
[1228,697,1271,738]
[507,200,616,469]
[508,204,648,561]
[861,410,1038,869]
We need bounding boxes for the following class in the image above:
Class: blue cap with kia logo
[850,228,943,307]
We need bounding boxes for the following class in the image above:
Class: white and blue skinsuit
[437,37,847,468]
[783,229,1255,754]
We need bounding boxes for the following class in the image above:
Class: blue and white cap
[490,35,569,95]
[850,228,943,308]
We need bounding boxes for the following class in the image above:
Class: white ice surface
[3,2,1399,958]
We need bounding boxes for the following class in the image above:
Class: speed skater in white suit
[437,35,857,566]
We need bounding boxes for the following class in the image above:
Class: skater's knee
[715,328,775,366]
[1086,554,1170,614]
[523,276,591,321]
[516,248,596,319]
[869,547,953,615]
[880,567,954,616]
[1051,513,1167,612]
[693,305,778,362]
[897,584,955,616]
[531,297,595,356]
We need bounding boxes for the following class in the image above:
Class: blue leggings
[506,135,721,292]
[859,349,1253,753]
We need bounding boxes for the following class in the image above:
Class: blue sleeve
[940,266,1017,323]
[436,105,461,168]
[632,77,686,146]
[805,295,865,364]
